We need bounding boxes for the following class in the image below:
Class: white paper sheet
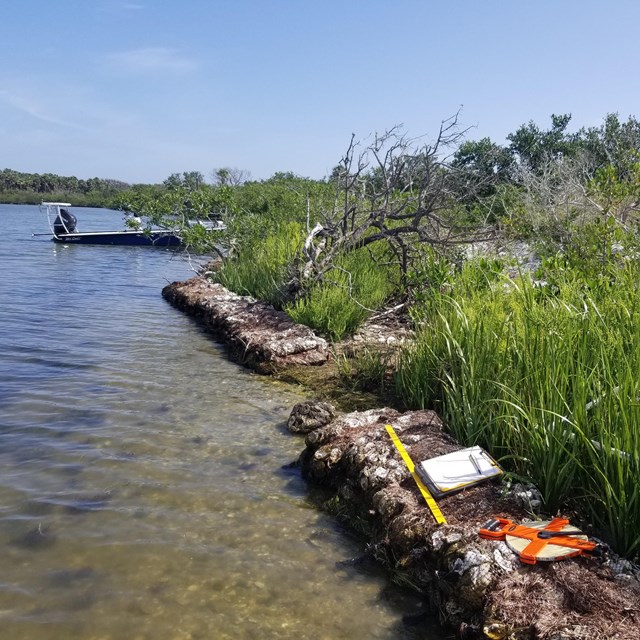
[416,446,502,496]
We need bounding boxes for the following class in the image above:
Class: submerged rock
[287,400,336,434]
[162,277,328,373]
[11,523,57,550]
[296,403,640,639]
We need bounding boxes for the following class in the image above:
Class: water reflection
[0,205,442,639]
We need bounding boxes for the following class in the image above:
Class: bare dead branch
[286,120,496,299]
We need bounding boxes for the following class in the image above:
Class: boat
[39,202,184,247]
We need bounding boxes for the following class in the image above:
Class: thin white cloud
[106,47,197,74]
[96,2,145,16]
[0,90,92,131]
[0,75,141,138]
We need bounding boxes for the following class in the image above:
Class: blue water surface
[0,204,441,640]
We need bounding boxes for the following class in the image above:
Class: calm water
[0,205,443,640]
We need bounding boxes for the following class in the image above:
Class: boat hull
[52,231,182,247]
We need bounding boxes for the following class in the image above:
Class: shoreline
[162,274,640,640]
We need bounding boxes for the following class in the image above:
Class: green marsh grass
[335,344,395,395]
[215,221,303,307]
[285,247,396,340]
[395,256,640,558]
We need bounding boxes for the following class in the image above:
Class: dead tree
[212,167,252,186]
[289,115,496,298]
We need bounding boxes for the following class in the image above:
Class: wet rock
[162,277,328,373]
[298,407,640,640]
[49,566,95,587]
[287,401,336,434]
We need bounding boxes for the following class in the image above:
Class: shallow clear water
[0,204,443,639]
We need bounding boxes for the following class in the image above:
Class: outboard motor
[53,208,77,235]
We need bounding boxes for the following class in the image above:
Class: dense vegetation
[7,111,640,558]
[0,168,132,207]
[207,111,640,559]
[395,237,640,557]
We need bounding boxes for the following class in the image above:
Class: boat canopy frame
[41,202,74,237]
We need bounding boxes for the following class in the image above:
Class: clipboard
[415,446,503,498]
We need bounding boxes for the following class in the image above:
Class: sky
[2,0,640,185]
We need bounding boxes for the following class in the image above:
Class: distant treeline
[0,169,133,207]
[5,111,640,211]
[0,168,251,208]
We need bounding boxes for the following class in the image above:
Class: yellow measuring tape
[385,424,447,525]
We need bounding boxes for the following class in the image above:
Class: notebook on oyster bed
[415,446,503,498]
